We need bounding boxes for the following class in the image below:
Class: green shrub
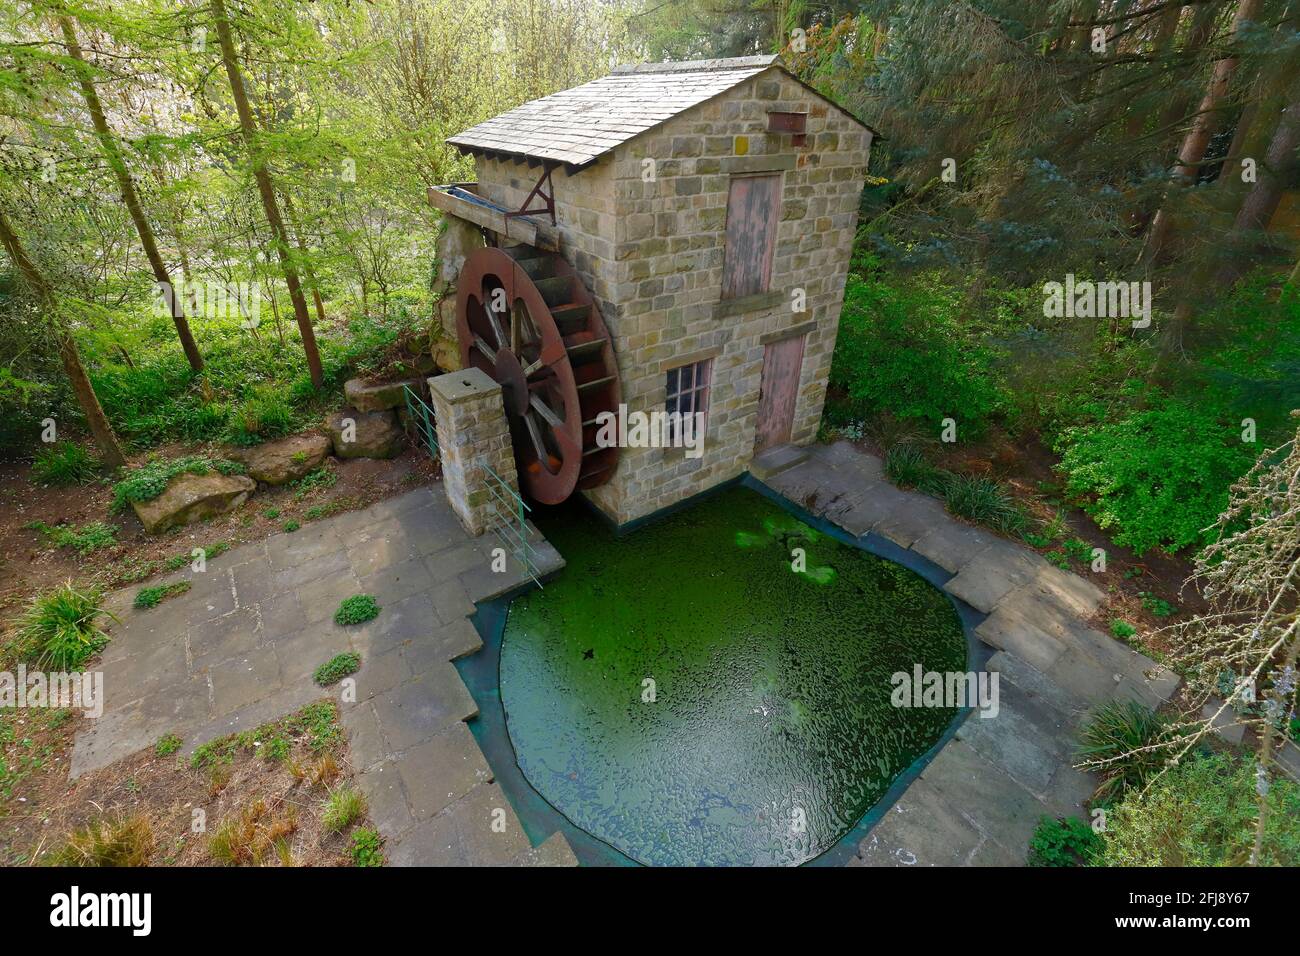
[260,736,291,762]
[350,827,384,867]
[314,652,361,686]
[321,786,367,833]
[1077,700,1169,802]
[1099,753,1300,866]
[111,455,245,512]
[884,444,947,494]
[134,581,190,609]
[1139,591,1176,618]
[29,520,118,556]
[31,443,99,485]
[334,595,379,627]
[1028,816,1103,866]
[155,733,183,757]
[942,474,1027,534]
[13,582,113,670]
[830,275,1008,438]
[282,519,300,533]
[1110,620,1137,639]
[1055,398,1254,554]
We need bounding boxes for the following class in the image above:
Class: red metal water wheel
[455,245,621,505]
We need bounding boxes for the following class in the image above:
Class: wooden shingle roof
[447,56,787,170]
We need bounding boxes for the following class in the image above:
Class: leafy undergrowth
[2,700,381,867]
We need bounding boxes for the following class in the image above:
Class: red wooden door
[721,174,781,299]
[755,334,805,452]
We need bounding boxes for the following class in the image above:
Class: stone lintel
[713,289,785,319]
[759,319,817,345]
[722,154,797,174]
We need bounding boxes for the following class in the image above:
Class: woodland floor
[0,699,373,867]
[0,442,440,619]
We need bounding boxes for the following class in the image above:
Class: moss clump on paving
[314,652,361,686]
[134,581,191,609]
[501,485,967,867]
[333,595,378,627]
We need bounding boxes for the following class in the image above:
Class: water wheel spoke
[523,340,567,377]
[485,302,509,349]
[472,334,497,363]
[528,394,563,429]
[523,412,550,464]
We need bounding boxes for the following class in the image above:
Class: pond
[499,485,967,866]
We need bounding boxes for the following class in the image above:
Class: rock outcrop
[343,377,423,413]
[232,432,332,485]
[131,472,256,534]
[325,407,404,459]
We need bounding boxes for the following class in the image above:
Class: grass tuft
[942,473,1027,535]
[31,442,100,486]
[1077,700,1170,802]
[12,581,112,670]
[46,815,153,866]
[321,785,367,833]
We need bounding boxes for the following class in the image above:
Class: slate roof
[447,56,872,171]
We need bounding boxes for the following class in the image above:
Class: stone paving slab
[855,777,983,867]
[387,781,531,867]
[70,484,579,867]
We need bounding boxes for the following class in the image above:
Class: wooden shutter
[721,173,781,300]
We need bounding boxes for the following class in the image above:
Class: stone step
[749,443,811,480]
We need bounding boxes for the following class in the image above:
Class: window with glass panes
[665,359,711,443]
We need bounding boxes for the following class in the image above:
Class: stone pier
[427,368,520,536]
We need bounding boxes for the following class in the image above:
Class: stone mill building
[429,54,875,529]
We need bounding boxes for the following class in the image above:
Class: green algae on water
[500,486,966,866]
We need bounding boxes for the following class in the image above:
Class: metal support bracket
[505,162,557,225]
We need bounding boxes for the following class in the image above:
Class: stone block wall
[584,69,872,525]
[428,369,520,536]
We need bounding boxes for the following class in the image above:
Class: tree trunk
[1232,98,1300,232]
[57,16,204,373]
[0,207,127,468]
[1141,0,1263,269]
[1155,2,1226,138]
[211,0,323,389]
[1126,3,1186,139]
[281,191,327,326]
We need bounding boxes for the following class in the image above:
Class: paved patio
[79,485,576,866]
[76,441,1182,867]
[759,441,1180,866]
